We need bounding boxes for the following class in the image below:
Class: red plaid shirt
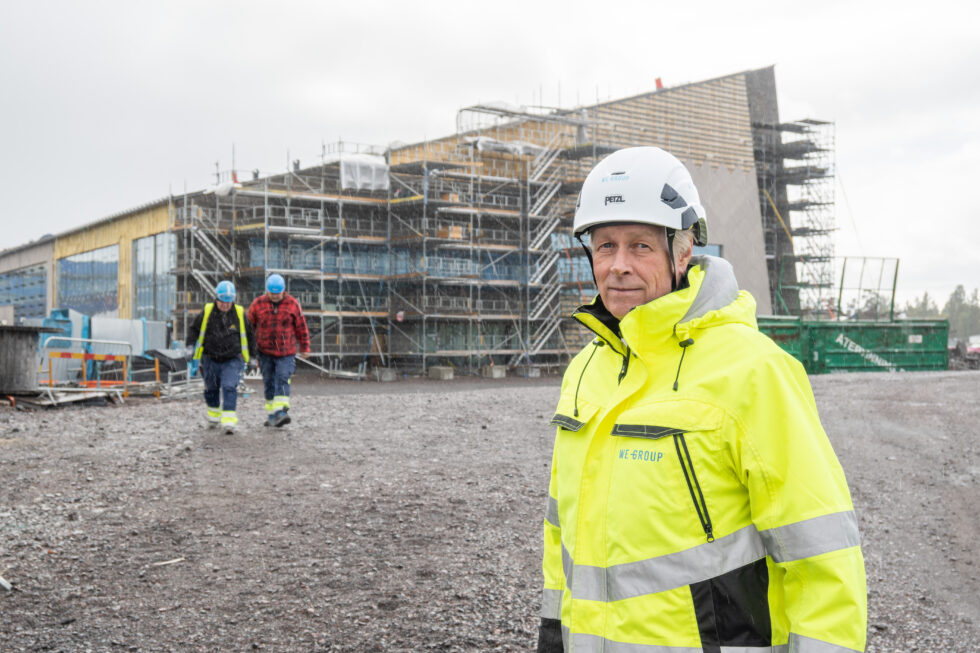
[246,293,311,357]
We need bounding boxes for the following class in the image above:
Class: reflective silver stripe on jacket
[562,542,573,586]
[569,524,766,602]
[759,510,861,563]
[788,633,862,653]
[566,632,789,653]
[540,588,562,619]
[545,496,560,528]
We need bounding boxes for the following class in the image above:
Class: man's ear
[676,243,694,279]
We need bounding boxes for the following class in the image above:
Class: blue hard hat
[215,280,236,303]
[266,274,285,294]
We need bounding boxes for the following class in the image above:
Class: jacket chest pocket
[550,394,601,434]
[610,400,725,543]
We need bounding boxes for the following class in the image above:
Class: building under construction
[0,65,836,376]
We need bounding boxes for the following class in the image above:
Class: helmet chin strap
[666,228,678,292]
[575,233,598,287]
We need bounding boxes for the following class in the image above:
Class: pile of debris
[948,336,980,370]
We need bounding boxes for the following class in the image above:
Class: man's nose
[610,250,632,275]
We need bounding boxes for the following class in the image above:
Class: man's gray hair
[673,229,695,259]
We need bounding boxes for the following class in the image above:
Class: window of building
[0,263,47,320]
[57,245,119,317]
[694,244,723,258]
[132,233,176,321]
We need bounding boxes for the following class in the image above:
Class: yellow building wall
[52,204,171,319]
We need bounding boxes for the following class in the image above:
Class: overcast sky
[1,1,977,307]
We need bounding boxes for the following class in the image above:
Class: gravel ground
[1,370,978,651]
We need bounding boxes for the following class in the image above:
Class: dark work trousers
[259,353,296,414]
[201,355,243,411]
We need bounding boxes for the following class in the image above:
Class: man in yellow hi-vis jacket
[186,280,256,434]
[538,147,866,652]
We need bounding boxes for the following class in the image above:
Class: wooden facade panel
[589,74,754,172]
[53,205,170,259]
[52,204,170,319]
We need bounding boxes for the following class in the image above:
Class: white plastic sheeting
[339,154,390,191]
[90,317,168,357]
[145,321,169,351]
[38,309,88,383]
[464,136,543,156]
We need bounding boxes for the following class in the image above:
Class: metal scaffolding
[165,68,829,375]
[386,104,597,374]
[754,118,836,316]
[172,144,390,378]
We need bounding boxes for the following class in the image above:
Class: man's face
[267,291,284,302]
[216,300,233,312]
[591,223,690,319]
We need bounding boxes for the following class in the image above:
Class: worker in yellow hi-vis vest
[186,280,256,434]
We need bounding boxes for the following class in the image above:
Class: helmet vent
[660,183,688,209]
[681,207,698,228]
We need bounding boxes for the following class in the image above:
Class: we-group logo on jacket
[619,447,664,463]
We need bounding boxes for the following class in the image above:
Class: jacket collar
[573,255,746,352]
[571,295,624,354]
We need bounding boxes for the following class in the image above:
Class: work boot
[264,415,275,428]
[221,411,238,434]
[273,410,291,427]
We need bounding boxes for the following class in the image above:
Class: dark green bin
[755,316,806,363]
[757,317,948,374]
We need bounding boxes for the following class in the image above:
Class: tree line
[903,285,980,339]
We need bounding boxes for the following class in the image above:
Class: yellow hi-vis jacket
[540,256,867,653]
[193,302,250,364]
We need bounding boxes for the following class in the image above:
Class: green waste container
[758,317,948,374]
[756,316,806,363]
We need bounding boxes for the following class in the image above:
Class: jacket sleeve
[292,299,311,353]
[247,297,262,327]
[537,436,565,653]
[735,352,867,651]
[244,311,257,360]
[185,310,204,348]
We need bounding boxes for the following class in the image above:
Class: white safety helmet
[573,146,708,246]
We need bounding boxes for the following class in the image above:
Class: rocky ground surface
[1,370,978,652]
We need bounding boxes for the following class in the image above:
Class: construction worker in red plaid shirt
[246,274,311,427]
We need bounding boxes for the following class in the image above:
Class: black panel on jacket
[536,617,563,653]
[689,557,772,649]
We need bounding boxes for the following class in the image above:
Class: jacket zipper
[672,434,715,542]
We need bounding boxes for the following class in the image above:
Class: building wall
[688,162,772,314]
[391,71,772,316]
[53,204,170,319]
[587,73,756,172]
[590,72,771,313]
[744,66,780,127]
[4,67,784,357]
[0,239,55,318]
